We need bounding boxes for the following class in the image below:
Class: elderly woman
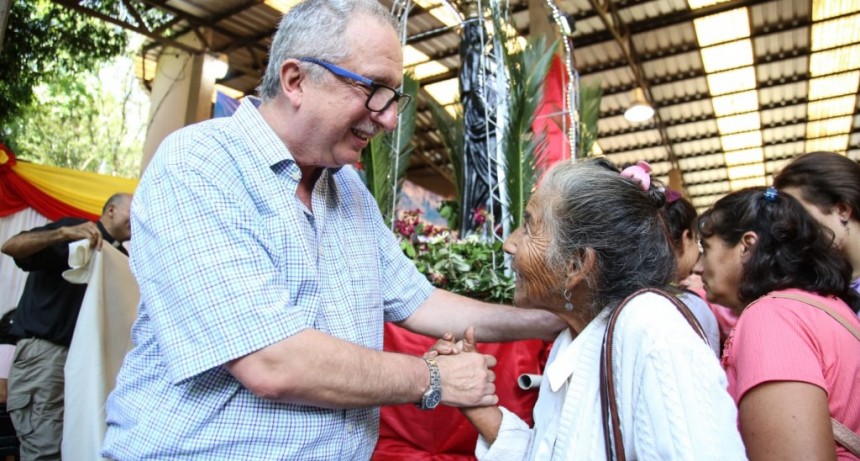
[442,159,746,460]
[697,187,860,460]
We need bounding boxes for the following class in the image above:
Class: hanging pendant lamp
[624,87,654,123]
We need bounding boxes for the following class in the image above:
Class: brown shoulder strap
[600,288,709,461]
[832,418,860,457]
[767,293,860,341]
[765,293,860,456]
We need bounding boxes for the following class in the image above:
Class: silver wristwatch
[417,357,442,410]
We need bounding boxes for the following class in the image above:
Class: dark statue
[458,6,500,236]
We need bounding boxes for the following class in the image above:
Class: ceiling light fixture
[208,53,229,80]
[624,87,655,123]
[264,0,302,14]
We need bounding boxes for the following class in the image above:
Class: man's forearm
[227,329,426,408]
[0,228,67,259]
[225,328,496,409]
[400,289,563,342]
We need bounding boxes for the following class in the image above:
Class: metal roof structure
[54,0,860,211]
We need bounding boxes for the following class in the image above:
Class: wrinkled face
[105,196,132,242]
[502,190,563,310]
[303,14,403,168]
[698,235,744,310]
[782,186,846,250]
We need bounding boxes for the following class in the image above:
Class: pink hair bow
[664,188,682,203]
[620,161,653,191]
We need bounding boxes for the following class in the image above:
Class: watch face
[425,389,442,409]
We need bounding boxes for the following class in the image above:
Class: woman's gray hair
[257,0,399,101]
[539,158,675,318]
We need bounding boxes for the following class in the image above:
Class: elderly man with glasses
[102,1,560,460]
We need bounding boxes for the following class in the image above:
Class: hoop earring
[563,289,574,311]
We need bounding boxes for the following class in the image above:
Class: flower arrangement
[394,209,514,304]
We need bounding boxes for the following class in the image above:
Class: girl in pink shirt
[697,186,860,461]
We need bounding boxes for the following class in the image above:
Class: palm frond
[492,11,559,230]
[360,72,420,223]
[393,73,419,179]
[427,99,465,199]
[578,82,603,157]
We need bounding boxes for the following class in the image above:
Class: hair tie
[620,161,652,192]
[664,188,682,204]
[763,186,778,202]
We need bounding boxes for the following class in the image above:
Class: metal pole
[0,0,12,55]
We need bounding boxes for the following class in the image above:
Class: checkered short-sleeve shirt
[102,100,433,460]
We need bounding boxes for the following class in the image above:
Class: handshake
[420,327,499,409]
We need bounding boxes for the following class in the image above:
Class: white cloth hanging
[62,241,138,461]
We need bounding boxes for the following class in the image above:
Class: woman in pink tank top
[696,186,860,461]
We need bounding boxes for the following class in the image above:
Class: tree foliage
[0,0,127,132]
[5,59,148,177]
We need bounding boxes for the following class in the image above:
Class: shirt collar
[545,328,575,392]
[97,220,115,245]
[232,98,346,182]
[97,220,127,255]
[545,310,609,392]
[233,98,296,169]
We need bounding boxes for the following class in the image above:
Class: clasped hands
[424,326,498,408]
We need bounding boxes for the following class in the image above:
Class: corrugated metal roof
[55,0,860,209]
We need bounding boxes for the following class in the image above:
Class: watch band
[417,357,442,410]
[425,357,440,387]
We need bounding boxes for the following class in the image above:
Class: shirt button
[347,423,354,433]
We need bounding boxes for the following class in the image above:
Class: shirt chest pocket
[257,213,311,276]
[335,230,382,307]
[313,224,384,345]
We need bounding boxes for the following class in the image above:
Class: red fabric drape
[0,145,97,221]
[532,55,571,174]
[373,324,551,460]
[0,172,28,217]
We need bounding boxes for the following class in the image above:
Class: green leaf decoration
[578,82,603,158]
[491,11,559,231]
[360,72,420,224]
[427,100,465,205]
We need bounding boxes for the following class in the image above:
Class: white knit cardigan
[477,292,747,461]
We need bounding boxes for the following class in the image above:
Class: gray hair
[257,0,399,100]
[538,158,675,318]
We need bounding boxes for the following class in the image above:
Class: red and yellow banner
[0,144,138,221]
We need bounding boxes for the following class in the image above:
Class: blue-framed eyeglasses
[299,57,412,114]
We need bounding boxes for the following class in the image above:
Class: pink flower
[429,272,447,286]
[472,206,488,226]
[393,209,452,242]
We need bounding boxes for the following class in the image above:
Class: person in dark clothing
[0,193,132,461]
